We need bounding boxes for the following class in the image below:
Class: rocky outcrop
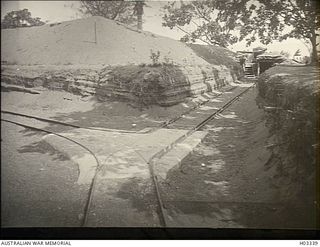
[1,63,237,106]
[1,66,100,96]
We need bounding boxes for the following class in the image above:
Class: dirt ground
[0,87,222,227]
[1,122,90,226]
[1,85,236,132]
[159,87,317,228]
[1,85,317,228]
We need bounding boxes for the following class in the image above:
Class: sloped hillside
[189,44,243,79]
[1,16,208,66]
[1,16,242,106]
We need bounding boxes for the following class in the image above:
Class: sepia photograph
[1,0,319,239]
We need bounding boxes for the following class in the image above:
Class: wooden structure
[237,48,285,78]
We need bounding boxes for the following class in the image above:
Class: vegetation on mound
[257,66,319,205]
[189,44,243,80]
[97,64,189,107]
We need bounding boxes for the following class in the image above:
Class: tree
[79,0,146,30]
[162,0,253,48]
[1,9,45,29]
[162,0,319,64]
[79,0,136,25]
[239,0,319,64]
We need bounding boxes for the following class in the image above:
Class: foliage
[162,0,319,63]
[1,9,45,29]
[149,50,161,66]
[162,0,253,48]
[239,0,319,63]
[257,66,318,200]
[79,0,146,26]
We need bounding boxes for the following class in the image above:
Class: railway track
[1,82,256,227]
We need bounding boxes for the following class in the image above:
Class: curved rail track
[1,82,256,227]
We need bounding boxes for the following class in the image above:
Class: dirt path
[0,84,248,227]
[158,86,313,228]
[2,85,314,228]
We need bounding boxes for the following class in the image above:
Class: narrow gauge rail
[0,84,236,135]
[1,82,255,227]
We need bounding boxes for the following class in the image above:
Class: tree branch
[194,5,211,22]
[175,25,213,46]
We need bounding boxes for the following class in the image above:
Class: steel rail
[1,83,255,228]
[1,86,236,135]
[1,110,144,134]
[2,117,165,227]
[1,118,100,227]
[134,150,168,227]
[137,83,256,227]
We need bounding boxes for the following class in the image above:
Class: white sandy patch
[182,115,196,119]
[200,106,218,111]
[219,112,237,119]
[208,127,235,132]
[207,159,225,172]
[196,145,220,156]
[230,82,254,88]
[204,180,228,186]
[270,73,291,78]
[1,90,96,118]
[210,99,223,103]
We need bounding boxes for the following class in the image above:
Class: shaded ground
[1,122,90,227]
[1,85,235,132]
[1,86,211,227]
[158,87,317,229]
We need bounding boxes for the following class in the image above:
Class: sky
[1,0,311,57]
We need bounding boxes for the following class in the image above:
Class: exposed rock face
[1,63,236,106]
[1,66,99,96]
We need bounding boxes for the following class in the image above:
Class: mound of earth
[1,16,209,66]
[1,16,243,106]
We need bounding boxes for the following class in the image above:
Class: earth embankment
[257,65,319,224]
[1,16,242,106]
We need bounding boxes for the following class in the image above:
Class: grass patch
[188,44,243,79]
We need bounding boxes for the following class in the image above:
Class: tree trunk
[309,35,319,65]
[134,1,144,31]
[137,14,142,31]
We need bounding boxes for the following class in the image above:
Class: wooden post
[134,1,144,31]
[94,21,97,44]
[137,14,142,31]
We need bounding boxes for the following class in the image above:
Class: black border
[1,0,320,241]
[1,228,319,240]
